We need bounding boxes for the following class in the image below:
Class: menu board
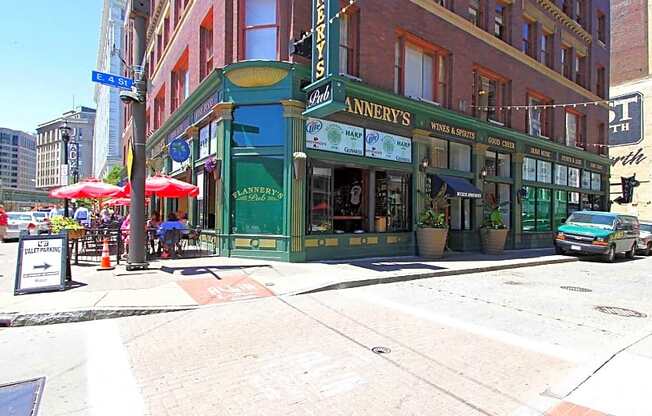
[305,118,364,156]
[365,129,412,163]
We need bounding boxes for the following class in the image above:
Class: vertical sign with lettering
[311,0,340,82]
[609,92,644,146]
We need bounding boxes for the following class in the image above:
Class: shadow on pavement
[159,264,271,278]
[64,280,88,290]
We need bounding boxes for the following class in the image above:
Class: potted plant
[417,185,449,258]
[49,216,86,240]
[480,193,509,254]
[204,156,219,180]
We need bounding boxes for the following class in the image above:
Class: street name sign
[91,70,133,89]
[14,234,67,295]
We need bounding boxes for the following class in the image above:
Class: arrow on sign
[33,263,51,271]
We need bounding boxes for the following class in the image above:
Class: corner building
[125,0,610,262]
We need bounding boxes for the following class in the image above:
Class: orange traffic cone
[97,238,115,271]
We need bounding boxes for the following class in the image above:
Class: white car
[637,222,652,256]
[3,212,38,241]
[28,211,50,234]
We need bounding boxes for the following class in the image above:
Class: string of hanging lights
[293,0,358,46]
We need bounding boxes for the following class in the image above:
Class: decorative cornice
[211,102,235,122]
[536,0,592,44]
[225,66,289,88]
[183,126,199,138]
[280,100,305,118]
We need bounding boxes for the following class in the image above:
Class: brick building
[121,0,611,261]
[609,0,652,221]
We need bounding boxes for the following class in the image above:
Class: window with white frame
[554,164,568,186]
[243,0,278,60]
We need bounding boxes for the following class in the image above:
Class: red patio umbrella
[105,197,150,207]
[49,178,123,199]
[121,174,199,198]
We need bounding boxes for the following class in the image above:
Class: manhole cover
[561,286,592,293]
[371,346,391,354]
[503,281,523,285]
[0,377,45,416]
[595,306,647,318]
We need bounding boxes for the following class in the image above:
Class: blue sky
[0,0,103,133]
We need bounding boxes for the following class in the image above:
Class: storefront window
[568,191,580,214]
[590,172,601,191]
[522,186,552,232]
[449,142,471,171]
[581,170,591,189]
[210,120,218,153]
[523,157,537,181]
[375,171,411,232]
[429,138,448,169]
[484,182,511,228]
[580,194,603,211]
[199,124,210,159]
[232,105,284,147]
[231,155,284,235]
[309,167,333,233]
[537,160,552,183]
[196,171,204,227]
[553,190,567,229]
[450,197,472,230]
[554,164,568,186]
[568,167,580,187]
[485,151,511,178]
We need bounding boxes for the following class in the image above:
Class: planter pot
[417,227,448,258]
[480,228,508,255]
[67,229,86,240]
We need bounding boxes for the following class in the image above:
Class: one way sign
[91,70,133,89]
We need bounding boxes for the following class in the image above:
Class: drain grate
[503,281,523,285]
[560,286,592,293]
[0,377,45,416]
[371,346,391,354]
[595,306,647,318]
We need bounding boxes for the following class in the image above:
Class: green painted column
[512,153,524,248]
[473,142,489,229]
[281,100,306,261]
[211,102,234,256]
[185,126,199,226]
[411,130,432,227]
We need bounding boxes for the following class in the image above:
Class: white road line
[86,320,144,416]
[348,292,586,363]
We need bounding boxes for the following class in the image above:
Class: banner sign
[609,92,644,146]
[311,0,340,82]
[15,234,67,295]
[305,118,364,156]
[365,130,412,163]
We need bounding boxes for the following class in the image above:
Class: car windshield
[566,213,615,229]
[641,224,652,233]
[9,214,33,221]
[32,212,47,220]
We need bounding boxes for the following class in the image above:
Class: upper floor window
[339,8,360,77]
[597,12,606,44]
[596,66,606,98]
[163,14,170,47]
[242,0,279,60]
[561,46,572,79]
[540,32,553,68]
[396,37,449,106]
[494,2,509,40]
[473,67,508,124]
[174,0,183,27]
[200,10,214,81]
[565,110,582,148]
[434,0,449,7]
[527,92,552,139]
[468,0,483,28]
[562,0,572,17]
[171,51,189,112]
[154,88,165,130]
[522,19,535,58]
[575,54,586,87]
[574,0,584,26]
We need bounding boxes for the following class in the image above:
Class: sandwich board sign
[14,234,67,295]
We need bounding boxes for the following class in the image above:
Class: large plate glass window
[375,171,411,232]
[581,170,591,189]
[450,197,472,230]
[429,138,448,169]
[591,172,601,191]
[553,190,567,229]
[485,150,511,177]
[309,166,333,234]
[232,105,284,147]
[484,182,511,228]
[199,123,210,159]
[523,157,537,181]
[522,186,552,232]
[568,191,580,214]
[554,164,568,186]
[568,167,580,187]
[449,142,471,171]
[537,160,552,183]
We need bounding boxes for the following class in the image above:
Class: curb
[296,256,578,295]
[0,306,197,327]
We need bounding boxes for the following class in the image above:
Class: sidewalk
[0,246,577,325]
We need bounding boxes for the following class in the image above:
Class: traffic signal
[614,175,640,204]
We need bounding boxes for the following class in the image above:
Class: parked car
[554,211,640,263]
[28,211,50,234]
[636,221,652,256]
[3,212,38,241]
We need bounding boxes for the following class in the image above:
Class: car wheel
[626,243,636,259]
[603,245,616,263]
[646,242,652,256]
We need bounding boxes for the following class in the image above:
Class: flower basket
[67,228,86,240]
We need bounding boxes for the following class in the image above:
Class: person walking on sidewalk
[0,205,7,243]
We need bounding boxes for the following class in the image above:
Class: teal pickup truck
[554,211,640,263]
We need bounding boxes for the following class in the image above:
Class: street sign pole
[127,0,149,271]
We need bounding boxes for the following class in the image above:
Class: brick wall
[610,0,649,85]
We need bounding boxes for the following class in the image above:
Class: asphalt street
[1,253,651,415]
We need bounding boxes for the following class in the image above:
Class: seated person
[157,212,188,240]
[178,212,191,236]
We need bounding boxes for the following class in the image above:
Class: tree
[104,165,125,185]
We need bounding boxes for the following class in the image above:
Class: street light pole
[126,0,149,270]
[59,122,72,218]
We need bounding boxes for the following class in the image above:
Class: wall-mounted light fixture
[419,157,430,172]
[480,166,488,182]
[293,152,307,180]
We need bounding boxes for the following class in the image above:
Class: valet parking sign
[15,234,67,295]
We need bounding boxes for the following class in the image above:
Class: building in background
[122,0,610,261]
[0,128,37,190]
[93,0,126,179]
[609,0,652,219]
[36,107,96,190]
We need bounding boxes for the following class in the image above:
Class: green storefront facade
[144,60,611,262]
